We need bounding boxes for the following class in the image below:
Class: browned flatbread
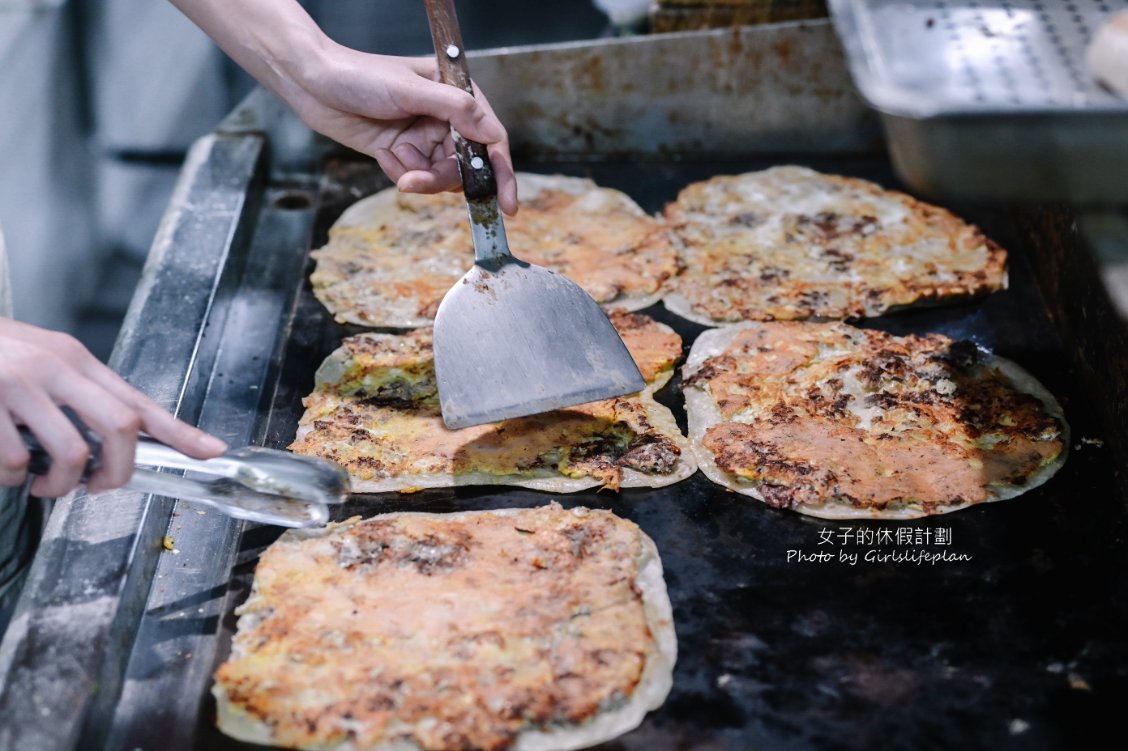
[663,166,1008,324]
[310,172,680,328]
[213,503,676,751]
[683,321,1068,518]
[289,313,696,493]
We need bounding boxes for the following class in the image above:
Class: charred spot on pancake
[860,348,911,384]
[932,339,981,370]
[619,437,681,474]
[728,211,764,228]
[683,354,737,387]
[356,377,436,409]
[758,265,791,282]
[822,248,855,272]
[402,530,472,575]
[332,524,391,571]
[352,455,385,472]
[759,484,798,509]
[823,393,854,420]
[787,211,879,245]
[333,523,474,576]
[767,403,798,425]
[559,521,609,559]
[795,289,828,313]
[704,422,821,487]
[569,428,631,462]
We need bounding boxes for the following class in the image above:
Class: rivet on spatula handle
[424,0,497,201]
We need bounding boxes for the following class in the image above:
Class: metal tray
[828,0,1128,201]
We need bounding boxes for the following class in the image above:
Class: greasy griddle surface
[205,157,1128,751]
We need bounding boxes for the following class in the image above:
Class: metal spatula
[21,421,348,528]
[423,0,645,430]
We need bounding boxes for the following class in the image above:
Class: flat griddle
[221,156,1124,751]
[0,21,1124,751]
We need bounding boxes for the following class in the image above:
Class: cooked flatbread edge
[299,360,696,494]
[661,292,741,328]
[683,324,1070,520]
[662,281,1013,328]
[213,506,677,751]
[316,173,667,329]
[349,381,696,495]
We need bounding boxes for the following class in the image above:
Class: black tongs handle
[18,408,103,479]
[423,0,497,202]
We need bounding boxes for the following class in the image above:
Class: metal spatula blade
[434,203,645,429]
[425,0,645,429]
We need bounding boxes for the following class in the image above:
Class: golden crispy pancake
[213,503,676,751]
[683,321,1067,518]
[289,313,695,493]
[663,166,1007,324]
[311,173,680,328]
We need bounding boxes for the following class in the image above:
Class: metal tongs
[20,421,348,528]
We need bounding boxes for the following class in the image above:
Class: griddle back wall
[1013,204,1128,500]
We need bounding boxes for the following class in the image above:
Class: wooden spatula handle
[423,0,498,202]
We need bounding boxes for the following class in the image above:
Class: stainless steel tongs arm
[125,467,330,527]
[134,437,247,476]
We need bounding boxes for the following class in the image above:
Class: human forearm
[168,0,328,102]
[170,0,518,213]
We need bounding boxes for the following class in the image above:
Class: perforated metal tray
[829,0,1128,201]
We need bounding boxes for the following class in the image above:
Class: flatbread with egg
[213,503,677,751]
[289,313,695,493]
[682,321,1067,518]
[663,166,1008,324]
[311,172,680,328]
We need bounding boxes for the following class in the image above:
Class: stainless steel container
[829,0,1128,201]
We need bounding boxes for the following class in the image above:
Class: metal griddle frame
[1,19,1126,751]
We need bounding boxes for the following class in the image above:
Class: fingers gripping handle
[19,408,103,480]
[423,0,497,202]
